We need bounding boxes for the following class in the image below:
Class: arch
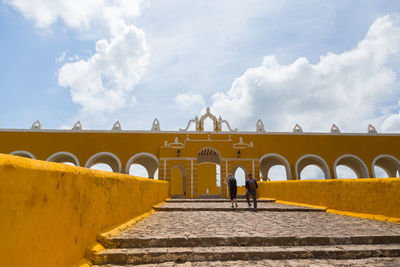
[126,152,159,178]
[372,154,400,178]
[335,165,358,179]
[232,165,246,186]
[171,164,187,196]
[232,165,248,176]
[85,152,122,173]
[10,150,36,159]
[333,154,369,178]
[259,153,291,180]
[46,151,80,166]
[197,147,221,164]
[295,154,331,179]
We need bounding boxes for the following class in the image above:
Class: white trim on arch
[295,154,331,180]
[333,154,369,178]
[259,153,292,180]
[46,151,80,166]
[10,150,36,159]
[125,152,159,175]
[371,154,400,178]
[125,152,159,172]
[85,152,122,173]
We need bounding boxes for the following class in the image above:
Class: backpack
[249,179,257,191]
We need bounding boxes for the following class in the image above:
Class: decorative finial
[367,124,377,134]
[72,121,82,130]
[112,121,122,131]
[330,124,340,134]
[31,120,42,130]
[293,124,303,133]
[151,118,161,132]
[256,119,265,133]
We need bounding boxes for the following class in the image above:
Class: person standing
[227,173,238,208]
[245,173,258,212]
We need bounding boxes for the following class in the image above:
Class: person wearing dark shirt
[227,173,238,208]
[245,173,258,212]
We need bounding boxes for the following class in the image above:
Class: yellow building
[1,108,399,198]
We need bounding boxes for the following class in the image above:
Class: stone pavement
[92,199,400,266]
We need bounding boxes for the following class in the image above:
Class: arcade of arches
[1,109,400,198]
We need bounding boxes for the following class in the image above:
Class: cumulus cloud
[7,0,148,113]
[210,15,400,132]
[6,0,142,35]
[175,92,205,111]
[58,26,149,113]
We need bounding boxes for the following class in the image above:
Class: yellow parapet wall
[0,153,169,267]
[258,179,400,220]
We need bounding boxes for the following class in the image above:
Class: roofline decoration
[180,107,237,133]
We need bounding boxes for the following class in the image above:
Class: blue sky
[1,0,400,133]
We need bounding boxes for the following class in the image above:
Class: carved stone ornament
[293,124,303,133]
[112,121,122,131]
[151,118,161,132]
[367,124,377,134]
[330,124,340,134]
[72,121,82,130]
[180,107,237,132]
[165,136,184,148]
[218,115,238,132]
[233,136,253,149]
[256,119,266,133]
[31,120,42,130]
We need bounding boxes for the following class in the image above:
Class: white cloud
[7,0,149,114]
[55,50,66,63]
[210,15,400,132]
[175,92,205,111]
[6,0,142,36]
[58,25,149,113]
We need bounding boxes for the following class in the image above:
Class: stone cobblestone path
[92,199,400,266]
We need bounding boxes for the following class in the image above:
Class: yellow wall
[258,179,400,218]
[0,154,169,267]
[170,167,183,195]
[197,163,219,195]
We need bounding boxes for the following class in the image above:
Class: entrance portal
[197,147,221,198]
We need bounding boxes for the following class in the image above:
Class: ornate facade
[1,109,400,198]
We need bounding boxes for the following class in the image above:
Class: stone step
[100,235,400,249]
[153,207,324,212]
[154,202,324,212]
[92,244,400,265]
[92,257,400,267]
[165,198,275,203]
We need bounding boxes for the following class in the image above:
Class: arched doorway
[259,153,291,180]
[334,154,368,179]
[46,151,80,166]
[232,165,246,195]
[10,150,36,159]
[126,152,159,178]
[85,152,121,173]
[296,154,331,180]
[372,154,400,178]
[197,147,221,198]
[170,165,187,197]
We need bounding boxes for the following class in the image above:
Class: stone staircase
[91,199,400,266]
